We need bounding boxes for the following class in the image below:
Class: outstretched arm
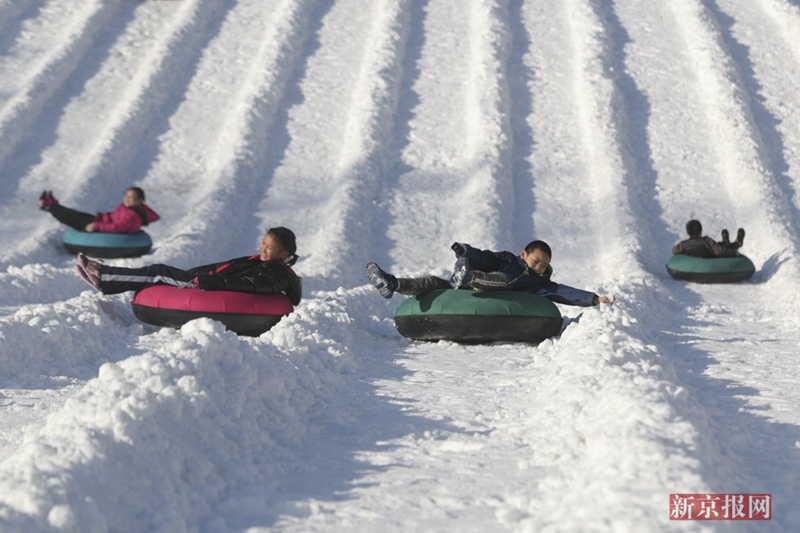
[537,283,612,307]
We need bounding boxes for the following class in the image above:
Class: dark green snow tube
[394,289,563,344]
[666,253,755,283]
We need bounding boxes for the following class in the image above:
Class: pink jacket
[93,204,161,233]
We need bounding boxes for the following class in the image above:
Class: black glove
[451,242,467,257]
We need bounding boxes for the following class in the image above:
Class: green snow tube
[666,254,755,283]
[394,289,563,344]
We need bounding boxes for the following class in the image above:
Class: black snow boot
[736,228,745,247]
[366,262,398,299]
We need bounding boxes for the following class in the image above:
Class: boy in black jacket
[76,227,302,305]
[367,240,613,307]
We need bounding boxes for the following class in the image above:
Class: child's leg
[47,204,95,231]
[98,264,197,294]
[396,276,450,295]
[469,271,509,290]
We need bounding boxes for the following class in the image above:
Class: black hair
[524,240,552,257]
[268,227,298,265]
[127,187,146,202]
[686,219,702,237]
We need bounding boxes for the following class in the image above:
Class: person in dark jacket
[76,227,302,305]
[39,187,160,233]
[671,219,744,258]
[366,240,613,307]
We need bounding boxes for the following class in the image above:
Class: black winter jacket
[671,236,738,258]
[189,255,302,305]
[462,244,552,292]
[461,243,598,307]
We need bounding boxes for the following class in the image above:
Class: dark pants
[48,204,94,231]
[99,264,198,295]
[396,276,451,295]
[396,272,507,295]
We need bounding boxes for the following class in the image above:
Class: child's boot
[39,190,58,211]
[76,266,101,291]
[78,253,103,276]
[449,257,474,289]
[736,228,745,247]
[366,262,398,298]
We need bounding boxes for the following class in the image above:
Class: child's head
[261,227,297,264]
[521,240,552,275]
[686,219,702,238]
[123,187,146,207]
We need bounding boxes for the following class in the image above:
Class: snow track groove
[458,0,516,249]
[522,0,629,283]
[656,0,799,279]
[383,0,516,275]
[0,0,134,191]
[497,1,716,528]
[505,0,539,243]
[712,0,800,279]
[258,0,413,290]
[612,0,800,525]
[0,0,47,58]
[136,0,321,265]
[613,0,800,280]
[665,0,800,520]
[695,0,800,278]
[1,1,243,268]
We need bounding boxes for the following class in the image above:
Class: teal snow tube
[394,289,563,344]
[62,228,153,258]
[666,254,755,283]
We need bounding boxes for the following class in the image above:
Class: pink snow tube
[131,285,294,336]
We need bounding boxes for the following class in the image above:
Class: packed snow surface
[2,0,800,531]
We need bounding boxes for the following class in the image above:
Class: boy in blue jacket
[367,240,613,307]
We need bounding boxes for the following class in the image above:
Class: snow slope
[1,0,800,531]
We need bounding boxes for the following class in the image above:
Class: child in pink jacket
[40,187,160,233]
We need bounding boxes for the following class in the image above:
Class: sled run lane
[129,0,321,265]
[0,0,225,481]
[611,0,800,529]
[255,0,414,290]
[0,0,237,267]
